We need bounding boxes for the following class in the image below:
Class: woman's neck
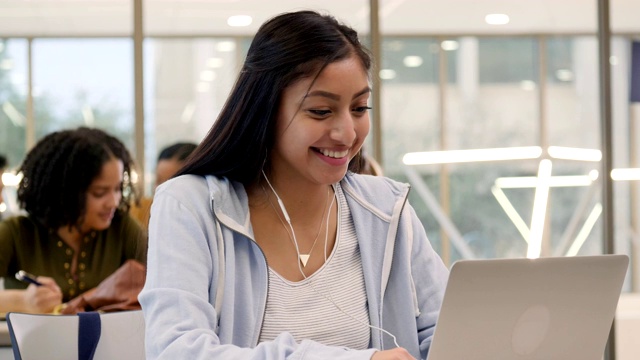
[56,225,84,252]
[256,175,333,222]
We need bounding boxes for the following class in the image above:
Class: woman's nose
[108,191,121,207]
[330,112,357,144]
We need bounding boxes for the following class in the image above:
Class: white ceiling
[0,0,639,37]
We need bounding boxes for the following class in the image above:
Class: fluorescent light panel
[495,174,594,188]
[403,146,542,165]
[402,146,607,165]
[547,146,602,162]
[227,15,252,27]
[527,159,552,259]
[491,185,530,242]
[611,168,640,181]
[485,13,510,25]
[566,203,603,256]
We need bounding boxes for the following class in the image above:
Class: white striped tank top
[258,183,371,349]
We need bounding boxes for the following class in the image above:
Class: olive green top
[0,213,147,302]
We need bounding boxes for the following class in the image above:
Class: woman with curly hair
[0,127,147,313]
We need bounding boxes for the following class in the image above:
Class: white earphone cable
[261,171,400,349]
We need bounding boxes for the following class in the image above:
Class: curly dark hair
[17,127,136,230]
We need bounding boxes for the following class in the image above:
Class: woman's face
[270,55,371,186]
[81,157,124,232]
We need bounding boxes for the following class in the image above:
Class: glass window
[380,37,441,174]
[31,38,135,150]
[143,38,241,193]
[0,39,28,169]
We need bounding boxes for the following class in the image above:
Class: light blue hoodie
[139,172,448,360]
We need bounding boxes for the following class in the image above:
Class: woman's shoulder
[342,172,409,198]
[0,215,46,249]
[153,174,210,204]
[0,215,40,232]
[153,174,245,212]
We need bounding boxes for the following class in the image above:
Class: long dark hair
[17,127,136,230]
[177,10,372,185]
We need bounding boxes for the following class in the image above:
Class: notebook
[427,254,629,360]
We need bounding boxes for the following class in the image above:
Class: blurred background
[1,0,639,294]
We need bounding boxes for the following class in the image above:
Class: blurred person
[0,127,147,314]
[130,142,197,229]
[140,10,447,360]
[0,154,6,218]
[155,142,198,186]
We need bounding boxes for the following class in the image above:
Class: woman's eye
[309,109,331,117]
[353,106,372,114]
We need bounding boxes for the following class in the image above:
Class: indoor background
[0,0,639,295]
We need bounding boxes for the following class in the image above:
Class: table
[0,321,12,360]
[0,322,9,346]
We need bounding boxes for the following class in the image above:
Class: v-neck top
[0,213,147,301]
[258,183,371,349]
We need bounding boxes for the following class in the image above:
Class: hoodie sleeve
[139,178,378,360]
[405,204,449,359]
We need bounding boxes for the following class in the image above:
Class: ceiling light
[206,57,224,68]
[611,168,640,181]
[0,59,13,70]
[196,82,210,92]
[520,80,536,91]
[403,56,423,68]
[379,69,396,80]
[485,14,510,25]
[403,146,543,165]
[441,40,459,51]
[555,69,574,81]
[495,175,593,189]
[216,41,236,52]
[384,41,404,52]
[227,15,252,27]
[200,70,216,82]
[527,159,552,259]
[547,146,601,162]
[180,102,196,124]
[566,203,602,257]
[491,185,530,242]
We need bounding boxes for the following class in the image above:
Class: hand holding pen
[15,270,63,313]
[15,270,43,286]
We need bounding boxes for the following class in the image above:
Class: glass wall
[0,1,639,289]
[31,39,135,148]
[0,39,28,168]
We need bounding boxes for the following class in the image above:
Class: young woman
[140,10,448,360]
[0,127,146,313]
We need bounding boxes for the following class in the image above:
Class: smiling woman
[0,127,147,314]
[139,10,448,360]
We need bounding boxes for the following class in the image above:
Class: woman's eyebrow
[304,86,371,102]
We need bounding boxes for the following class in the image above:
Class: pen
[15,270,43,286]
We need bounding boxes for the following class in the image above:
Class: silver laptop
[427,254,629,360]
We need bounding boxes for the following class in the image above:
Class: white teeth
[320,149,349,158]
